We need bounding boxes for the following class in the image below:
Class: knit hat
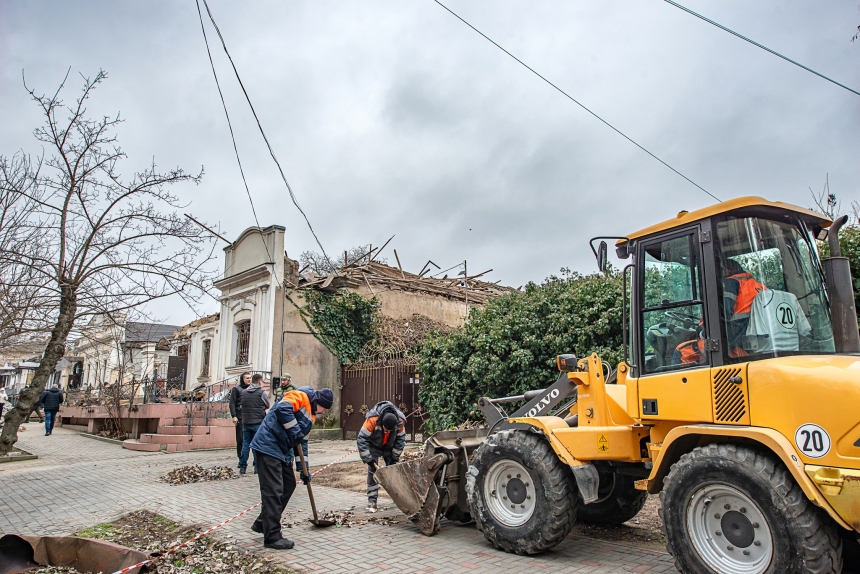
[316,388,334,410]
[282,373,292,380]
[381,412,399,430]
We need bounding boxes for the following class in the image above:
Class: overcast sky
[1,1,858,326]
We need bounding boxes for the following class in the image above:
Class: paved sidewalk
[0,428,677,573]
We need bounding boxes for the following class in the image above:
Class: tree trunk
[0,285,76,454]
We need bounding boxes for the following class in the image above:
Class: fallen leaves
[67,511,293,574]
[158,465,239,485]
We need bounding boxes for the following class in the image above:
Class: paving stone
[0,428,677,573]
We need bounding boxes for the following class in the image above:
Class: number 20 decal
[795,424,831,458]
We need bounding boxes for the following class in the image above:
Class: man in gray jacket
[239,373,269,474]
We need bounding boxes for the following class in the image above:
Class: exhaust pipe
[823,215,860,354]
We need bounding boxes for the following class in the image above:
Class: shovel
[297,448,336,527]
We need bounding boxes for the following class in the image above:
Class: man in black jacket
[39,385,64,436]
[229,372,252,464]
[239,373,270,474]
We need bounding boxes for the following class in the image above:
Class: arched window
[235,321,251,366]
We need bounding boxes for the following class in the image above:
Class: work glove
[368,461,379,472]
[287,427,303,447]
[299,471,311,485]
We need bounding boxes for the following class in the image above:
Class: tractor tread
[660,443,842,574]
[467,429,577,555]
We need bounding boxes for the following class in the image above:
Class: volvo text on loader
[376,197,860,573]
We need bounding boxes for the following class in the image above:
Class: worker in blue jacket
[249,385,334,550]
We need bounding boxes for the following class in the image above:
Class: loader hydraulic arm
[477,373,578,433]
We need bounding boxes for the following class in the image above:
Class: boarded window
[236,321,251,366]
[201,339,211,376]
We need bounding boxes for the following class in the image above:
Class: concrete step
[164,433,237,452]
[156,425,220,435]
[122,439,162,452]
[139,433,193,445]
[141,425,235,445]
[167,417,234,427]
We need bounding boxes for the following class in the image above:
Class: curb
[0,452,38,463]
[78,432,125,446]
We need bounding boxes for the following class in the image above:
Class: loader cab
[618,197,834,380]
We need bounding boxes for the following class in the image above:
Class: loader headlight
[556,354,578,372]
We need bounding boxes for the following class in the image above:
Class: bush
[417,270,623,431]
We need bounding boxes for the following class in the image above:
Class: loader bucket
[375,453,451,535]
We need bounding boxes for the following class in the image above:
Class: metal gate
[340,361,424,442]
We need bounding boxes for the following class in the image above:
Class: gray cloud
[1,0,858,324]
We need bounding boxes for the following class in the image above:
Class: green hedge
[417,270,623,431]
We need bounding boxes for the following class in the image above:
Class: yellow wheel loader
[376,197,860,573]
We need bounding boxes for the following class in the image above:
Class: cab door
[636,228,714,423]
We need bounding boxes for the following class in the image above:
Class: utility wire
[432,0,720,202]
[200,0,330,261]
[194,0,273,264]
[663,0,860,98]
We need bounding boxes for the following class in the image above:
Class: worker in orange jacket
[357,401,407,513]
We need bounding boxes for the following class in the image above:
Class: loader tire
[466,429,578,555]
[576,468,647,526]
[661,443,842,574]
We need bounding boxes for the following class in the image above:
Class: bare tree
[0,158,54,344]
[300,244,388,276]
[0,70,217,454]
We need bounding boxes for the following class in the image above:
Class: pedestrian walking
[357,401,407,512]
[249,385,334,549]
[238,373,269,475]
[273,373,296,403]
[39,385,63,436]
[229,372,251,464]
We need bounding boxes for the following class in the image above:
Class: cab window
[715,215,835,362]
[641,233,707,374]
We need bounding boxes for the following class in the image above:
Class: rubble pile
[400,448,425,462]
[453,420,486,431]
[158,465,238,485]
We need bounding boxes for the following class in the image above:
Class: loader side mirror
[597,241,608,272]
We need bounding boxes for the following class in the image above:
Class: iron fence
[181,370,271,432]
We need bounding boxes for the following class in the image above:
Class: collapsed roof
[296,260,516,305]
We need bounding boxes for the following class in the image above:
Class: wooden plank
[393,250,406,279]
[371,235,395,262]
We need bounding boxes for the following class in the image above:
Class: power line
[432,0,720,202]
[200,0,330,261]
[194,0,273,264]
[663,0,860,97]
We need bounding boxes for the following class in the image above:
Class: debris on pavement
[281,506,399,529]
[158,464,239,485]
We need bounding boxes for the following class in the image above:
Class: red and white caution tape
[111,447,360,574]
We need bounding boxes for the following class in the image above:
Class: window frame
[201,339,211,377]
[235,320,251,366]
[637,226,710,376]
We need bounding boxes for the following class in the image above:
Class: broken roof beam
[393,249,406,280]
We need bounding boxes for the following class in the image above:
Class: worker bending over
[357,401,407,512]
[249,385,334,549]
